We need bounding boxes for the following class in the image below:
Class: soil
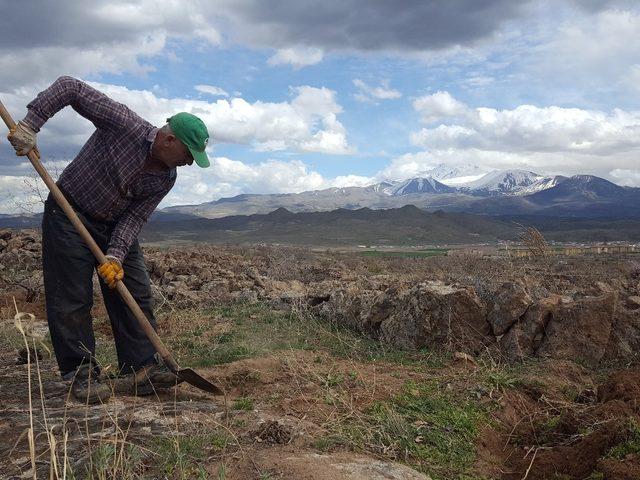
[2,230,640,478]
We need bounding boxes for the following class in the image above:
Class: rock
[0,229,12,240]
[596,281,614,293]
[237,288,258,304]
[500,295,563,361]
[487,281,532,336]
[6,237,25,251]
[377,281,492,352]
[603,307,640,363]
[537,293,617,366]
[452,351,477,367]
[502,294,617,366]
[245,266,265,287]
[626,296,640,309]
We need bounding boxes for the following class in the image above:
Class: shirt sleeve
[106,190,168,263]
[23,76,143,135]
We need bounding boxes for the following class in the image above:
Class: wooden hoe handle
[0,99,179,372]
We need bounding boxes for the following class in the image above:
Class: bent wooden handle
[0,99,179,372]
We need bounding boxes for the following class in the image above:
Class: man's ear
[164,133,176,145]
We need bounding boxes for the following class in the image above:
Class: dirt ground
[2,231,640,479]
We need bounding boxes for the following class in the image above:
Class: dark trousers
[42,194,157,378]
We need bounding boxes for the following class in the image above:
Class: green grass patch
[166,302,451,369]
[319,380,487,479]
[359,249,448,258]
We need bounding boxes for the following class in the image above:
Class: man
[7,76,210,403]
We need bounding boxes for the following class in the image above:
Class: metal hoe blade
[178,368,225,395]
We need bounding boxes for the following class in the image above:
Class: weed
[585,473,605,480]
[232,396,254,411]
[322,372,344,387]
[606,419,640,460]
[88,443,145,479]
[154,432,229,479]
[484,369,521,393]
[313,434,350,451]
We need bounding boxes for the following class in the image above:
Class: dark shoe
[114,363,182,396]
[69,365,112,404]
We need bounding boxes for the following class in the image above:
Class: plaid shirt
[23,76,176,263]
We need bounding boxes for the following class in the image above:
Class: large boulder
[375,281,491,352]
[500,295,563,360]
[603,307,640,364]
[487,281,533,336]
[537,293,616,366]
[501,294,617,366]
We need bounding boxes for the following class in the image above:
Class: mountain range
[164,166,640,219]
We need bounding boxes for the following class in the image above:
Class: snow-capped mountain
[458,169,544,195]
[517,175,567,195]
[418,163,487,181]
[160,164,640,219]
[365,181,394,193]
[385,176,454,196]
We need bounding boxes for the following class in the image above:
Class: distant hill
[141,204,518,246]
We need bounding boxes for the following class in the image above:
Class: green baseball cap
[166,112,210,168]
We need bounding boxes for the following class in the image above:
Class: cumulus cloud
[353,79,401,103]
[195,85,229,97]
[267,47,324,68]
[389,91,640,183]
[0,80,353,157]
[412,91,470,124]
[411,94,640,156]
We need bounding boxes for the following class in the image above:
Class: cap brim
[189,147,210,168]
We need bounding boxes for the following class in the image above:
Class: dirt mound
[251,420,293,444]
[492,364,640,480]
[598,367,640,409]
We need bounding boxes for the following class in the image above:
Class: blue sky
[0,0,639,212]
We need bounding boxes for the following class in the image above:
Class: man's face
[157,134,194,168]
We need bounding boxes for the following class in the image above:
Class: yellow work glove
[98,255,124,288]
[7,121,40,159]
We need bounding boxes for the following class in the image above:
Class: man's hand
[7,121,40,159]
[98,255,124,288]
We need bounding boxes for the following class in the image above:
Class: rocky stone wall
[2,229,639,366]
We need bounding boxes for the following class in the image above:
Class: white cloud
[609,169,640,187]
[411,95,640,155]
[267,47,324,68]
[353,79,402,103]
[331,174,375,188]
[1,80,353,156]
[413,91,470,124]
[195,85,229,97]
[381,89,640,182]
